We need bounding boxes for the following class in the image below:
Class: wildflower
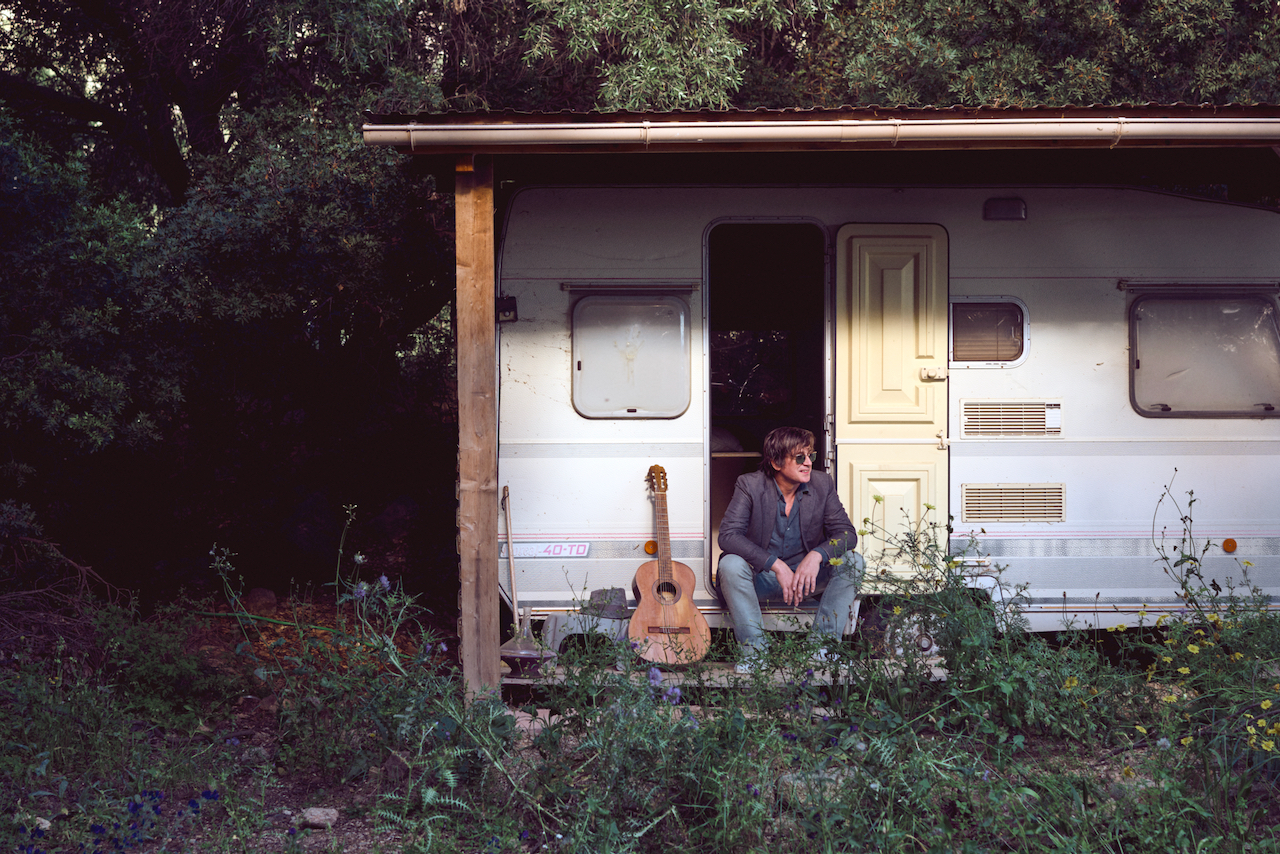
[1162,656,1173,663]
[1187,644,1200,654]
[355,582,368,599]
[1263,700,1273,710]
[1157,737,1172,749]
[1231,652,1244,661]
[1156,614,1169,626]
[201,790,219,800]
[1265,741,1276,752]
[1181,736,1194,746]
[354,552,367,565]
[1177,667,1190,675]
[439,641,448,652]
[663,685,682,705]
[378,575,390,591]
[746,783,760,797]
[648,667,663,688]
[1135,725,1148,734]
[893,606,903,616]
[1161,694,1178,703]
[1122,766,1136,779]
[1063,676,1079,690]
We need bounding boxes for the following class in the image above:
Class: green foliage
[523,0,838,109]
[840,0,1280,107]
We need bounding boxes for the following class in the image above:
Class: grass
[3,495,1280,852]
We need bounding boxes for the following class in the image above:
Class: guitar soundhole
[654,580,679,605]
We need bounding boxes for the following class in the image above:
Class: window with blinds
[951,300,1026,365]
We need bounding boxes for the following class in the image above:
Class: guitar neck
[654,491,673,582]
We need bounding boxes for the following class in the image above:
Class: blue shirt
[765,480,834,570]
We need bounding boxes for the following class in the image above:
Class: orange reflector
[1223,538,1238,553]
[644,540,658,555]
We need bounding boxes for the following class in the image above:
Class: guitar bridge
[647,626,692,635]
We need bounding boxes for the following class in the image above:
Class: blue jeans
[717,550,865,652]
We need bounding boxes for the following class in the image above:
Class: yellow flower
[1265,740,1276,752]
[1177,667,1190,675]
[1260,718,1268,727]
[1156,614,1169,626]
[1122,766,1136,779]
[893,606,903,616]
[1162,656,1173,663]
[1162,694,1178,703]
[1248,725,1258,735]
[1194,629,1205,636]
[1243,560,1254,567]
[1181,736,1194,746]
[1264,700,1274,710]
[1231,652,1244,661]
[1063,676,1079,690]
[1187,644,1201,654]
[1135,725,1148,735]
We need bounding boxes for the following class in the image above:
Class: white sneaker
[735,649,765,674]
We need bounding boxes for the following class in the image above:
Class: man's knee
[717,554,753,588]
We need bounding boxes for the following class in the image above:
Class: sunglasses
[791,451,819,465]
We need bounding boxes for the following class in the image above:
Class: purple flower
[354,582,368,599]
[648,666,663,687]
[439,641,448,653]
[746,783,760,797]
[663,685,682,704]
[379,575,390,591]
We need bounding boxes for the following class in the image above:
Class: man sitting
[717,426,864,672]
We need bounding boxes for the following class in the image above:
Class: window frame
[1128,290,1280,419]
[948,295,1030,369]
[570,294,692,419]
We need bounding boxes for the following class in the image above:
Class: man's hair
[759,426,816,474]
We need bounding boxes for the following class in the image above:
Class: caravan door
[833,224,950,565]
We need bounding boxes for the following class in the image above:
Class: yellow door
[834,224,949,572]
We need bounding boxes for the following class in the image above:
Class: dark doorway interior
[707,222,827,567]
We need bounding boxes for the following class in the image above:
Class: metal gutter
[362,116,1280,152]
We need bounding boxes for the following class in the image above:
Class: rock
[300,807,339,829]
[382,752,411,784]
[243,588,278,615]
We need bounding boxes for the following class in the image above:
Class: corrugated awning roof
[363,104,1280,154]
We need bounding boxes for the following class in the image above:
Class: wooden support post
[454,154,500,696]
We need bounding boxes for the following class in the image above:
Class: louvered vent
[961,483,1065,523]
[961,399,1063,437]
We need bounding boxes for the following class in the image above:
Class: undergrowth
[2,489,1278,852]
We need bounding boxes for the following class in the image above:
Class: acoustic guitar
[629,465,712,665]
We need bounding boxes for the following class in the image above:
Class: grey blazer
[717,469,857,573]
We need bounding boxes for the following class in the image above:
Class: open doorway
[707,222,828,572]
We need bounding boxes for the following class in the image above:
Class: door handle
[936,430,950,451]
[920,367,949,381]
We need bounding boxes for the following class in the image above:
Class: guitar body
[629,558,712,665]
[629,465,712,665]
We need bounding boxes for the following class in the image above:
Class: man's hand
[772,551,823,606]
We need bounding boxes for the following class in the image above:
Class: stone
[300,807,339,829]
[243,588,278,616]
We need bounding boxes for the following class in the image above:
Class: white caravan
[493,184,1280,642]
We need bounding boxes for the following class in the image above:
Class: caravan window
[571,295,691,418]
[950,298,1028,367]
[1130,294,1280,418]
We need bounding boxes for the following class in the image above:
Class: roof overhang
[363,106,1280,155]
